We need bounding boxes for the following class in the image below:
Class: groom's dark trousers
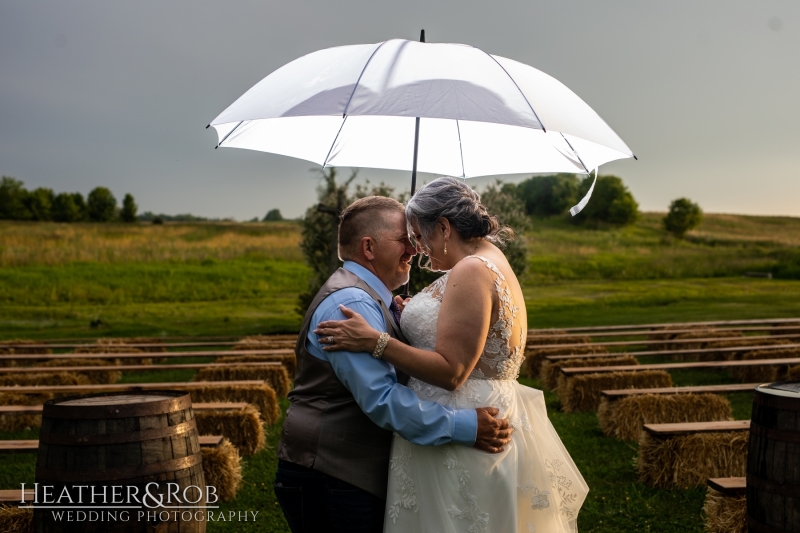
[275,459,384,533]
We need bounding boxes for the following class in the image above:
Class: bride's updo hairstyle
[405,177,513,250]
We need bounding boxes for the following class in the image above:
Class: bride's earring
[444,239,447,255]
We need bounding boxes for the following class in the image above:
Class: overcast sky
[1,1,797,219]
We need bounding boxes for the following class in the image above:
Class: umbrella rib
[559,133,590,174]
[477,49,547,133]
[456,119,465,179]
[215,121,244,149]
[342,41,388,117]
[322,116,348,168]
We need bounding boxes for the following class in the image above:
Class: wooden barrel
[747,381,800,532]
[34,391,207,533]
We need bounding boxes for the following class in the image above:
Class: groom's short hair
[338,196,405,260]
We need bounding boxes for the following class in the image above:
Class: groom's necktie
[389,300,402,326]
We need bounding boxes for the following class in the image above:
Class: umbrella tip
[214,145,218,150]
[633,154,638,161]
[205,124,210,129]
[420,29,425,43]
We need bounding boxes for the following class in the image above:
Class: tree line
[0,176,137,223]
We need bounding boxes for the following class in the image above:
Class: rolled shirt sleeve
[307,290,478,447]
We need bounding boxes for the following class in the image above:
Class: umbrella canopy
[209,38,633,181]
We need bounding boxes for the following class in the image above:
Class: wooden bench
[600,383,760,401]
[529,317,800,334]
[547,343,800,362]
[560,357,800,375]
[0,488,34,504]
[0,435,224,454]
[0,361,281,374]
[531,332,800,350]
[0,380,265,395]
[643,420,750,436]
[0,349,293,363]
[0,402,248,416]
[529,323,800,340]
[707,477,746,496]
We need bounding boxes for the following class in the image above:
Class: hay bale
[523,344,608,378]
[201,438,243,502]
[787,364,800,381]
[702,488,747,533]
[557,370,672,413]
[0,393,49,432]
[0,372,90,387]
[526,333,591,346]
[95,337,167,353]
[0,340,51,355]
[195,405,266,456]
[0,505,33,533]
[215,354,296,377]
[194,365,290,397]
[637,431,748,488]
[729,347,800,382]
[232,335,296,351]
[540,355,638,390]
[598,394,732,441]
[35,358,121,384]
[188,383,280,424]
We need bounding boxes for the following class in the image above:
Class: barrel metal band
[39,419,197,446]
[36,453,203,483]
[753,390,800,412]
[747,472,800,499]
[750,421,800,444]
[43,393,193,419]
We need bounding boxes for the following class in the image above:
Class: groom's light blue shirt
[305,260,478,447]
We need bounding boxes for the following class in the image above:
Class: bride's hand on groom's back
[474,407,513,454]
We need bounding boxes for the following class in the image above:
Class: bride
[315,177,588,533]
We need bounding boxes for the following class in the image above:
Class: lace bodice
[399,255,526,380]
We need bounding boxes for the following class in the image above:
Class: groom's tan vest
[277,267,408,499]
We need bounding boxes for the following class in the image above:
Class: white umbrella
[208,32,635,213]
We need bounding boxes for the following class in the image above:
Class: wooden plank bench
[529,317,800,334]
[529,324,800,340]
[0,380,263,395]
[600,383,760,401]
[0,402,248,416]
[560,357,800,376]
[0,349,293,363]
[547,343,800,362]
[0,362,281,374]
[707,477,746,496]
[0,435,224,454]
[0,488,34,504]
[531,332,800,350]
[643,420,750,436]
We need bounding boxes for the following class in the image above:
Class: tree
[121,193,138,223]
[87,187,117,222]
[572,175,638,226]
[512,174,581,217]
[480,181,531,277]
[71,193,88,221]
[52,193,82,222]
[263,208,283,221]
[663,198,702,238]
[23,187,55,221]
[0,176,31,220]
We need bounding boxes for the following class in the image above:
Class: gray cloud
[0,0,798,219]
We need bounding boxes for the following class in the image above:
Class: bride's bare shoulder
[446,255,496,288]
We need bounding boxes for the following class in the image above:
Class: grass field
[0,213,798,532]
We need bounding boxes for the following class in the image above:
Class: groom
[275,196,512,533]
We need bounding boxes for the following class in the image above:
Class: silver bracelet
[372,332,391,359]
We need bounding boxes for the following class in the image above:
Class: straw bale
[188,383,280,424]
[598,394,732,441]
[35,358,121,384]
[526,333,591,346]
[0,340,51,355]
[702,488,747,533]
[637,431,748,488]
[771,325,800,336]
[729,347,800,382]
[540,355,638,390]
[787,364,800,381]
[523,344,608,378]
[73,345,152,365]
[0,505,33,533]
[201,438,243,502]
[0,372,90,387]
[558,371,672,413]
[215,354,296,377]
[232,335,297,351]
[707,338,791,362]
[194,365,290,397]
[195,405,266,456]
[0,393,49,432]
[95,337,167,353]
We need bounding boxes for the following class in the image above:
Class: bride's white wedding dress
[386,256,588,533]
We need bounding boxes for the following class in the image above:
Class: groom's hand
[474,407,513,454]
